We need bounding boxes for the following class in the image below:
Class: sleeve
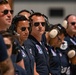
[0,35,8,62]
[16,51,23,62]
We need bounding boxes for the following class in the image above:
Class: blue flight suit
[13,39,34,75]
[24,35,50,75]
[19,43,34,75]
[60,35,76,75]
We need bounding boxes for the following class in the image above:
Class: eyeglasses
[1,9,13,15]
[5,44,11,49]
[34,22,46,27]
[70,22,76,26]
[57,36,62,42]
[20,27,30,31]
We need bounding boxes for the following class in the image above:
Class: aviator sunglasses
[34,22,46,27]
[1,9,13,15]
[70,22,76,26]
[20,27,30,31]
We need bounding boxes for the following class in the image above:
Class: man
[0,34,14,75]
[0,0,13,31]
[24,12,50,75]
[60,14,76,75]
[0,0,14,75]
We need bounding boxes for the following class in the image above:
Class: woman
[45,24,70,75]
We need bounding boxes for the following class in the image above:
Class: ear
[62,20,68,29]
[49,29,58,38]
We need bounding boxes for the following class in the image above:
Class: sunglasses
[5,44,11,49]
[57,36,62,42]
[70,22,76,26]
[1,9,13,15]
[34,22,46,27]
[20,27,30,31]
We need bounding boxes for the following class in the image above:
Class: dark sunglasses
[70,22,76,26]
[5,44,11,49]
[34,22,46,27]
[1,9,13,15]
[20,27,30,31]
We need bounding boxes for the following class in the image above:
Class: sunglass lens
[41,22,46,26]
[34,22,39,26]
[10,10,13,14]
[21,27,26,31]
[71,22,75,25]
[4,10,8,15]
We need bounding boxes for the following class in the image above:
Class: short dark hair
[9,15,29,34]
[0,0,8,5]
[17,9,31,15]
[64,14,76,21]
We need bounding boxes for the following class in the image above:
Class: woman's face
[3,37,12,56]
[48,34,65,48]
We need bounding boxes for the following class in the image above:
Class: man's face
[31,15,46,36]
[0,4,13,29]
[67,15,76,35]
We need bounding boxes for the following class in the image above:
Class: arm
[34,62,39,75]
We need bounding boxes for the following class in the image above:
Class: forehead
[32,15,45,22]
[17,20,29,27]
[20,12,31,18]
[68,15,76,21]
[0,4,11,10]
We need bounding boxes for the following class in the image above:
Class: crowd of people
[0,0,76,75]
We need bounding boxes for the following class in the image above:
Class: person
[0,0,25,70]
[0,31,27,75]
[60,14,76,75]
[0,0,13,31]
[9,15,35,75]
[0,0,24,72]
[0,0,14,74]
[24,12,50,75]
[17,9,31,20]
[45,24,70,75]
[0,34,14,75]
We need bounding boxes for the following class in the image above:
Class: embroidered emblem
[60,41,68,50]
[36,44,43,54]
